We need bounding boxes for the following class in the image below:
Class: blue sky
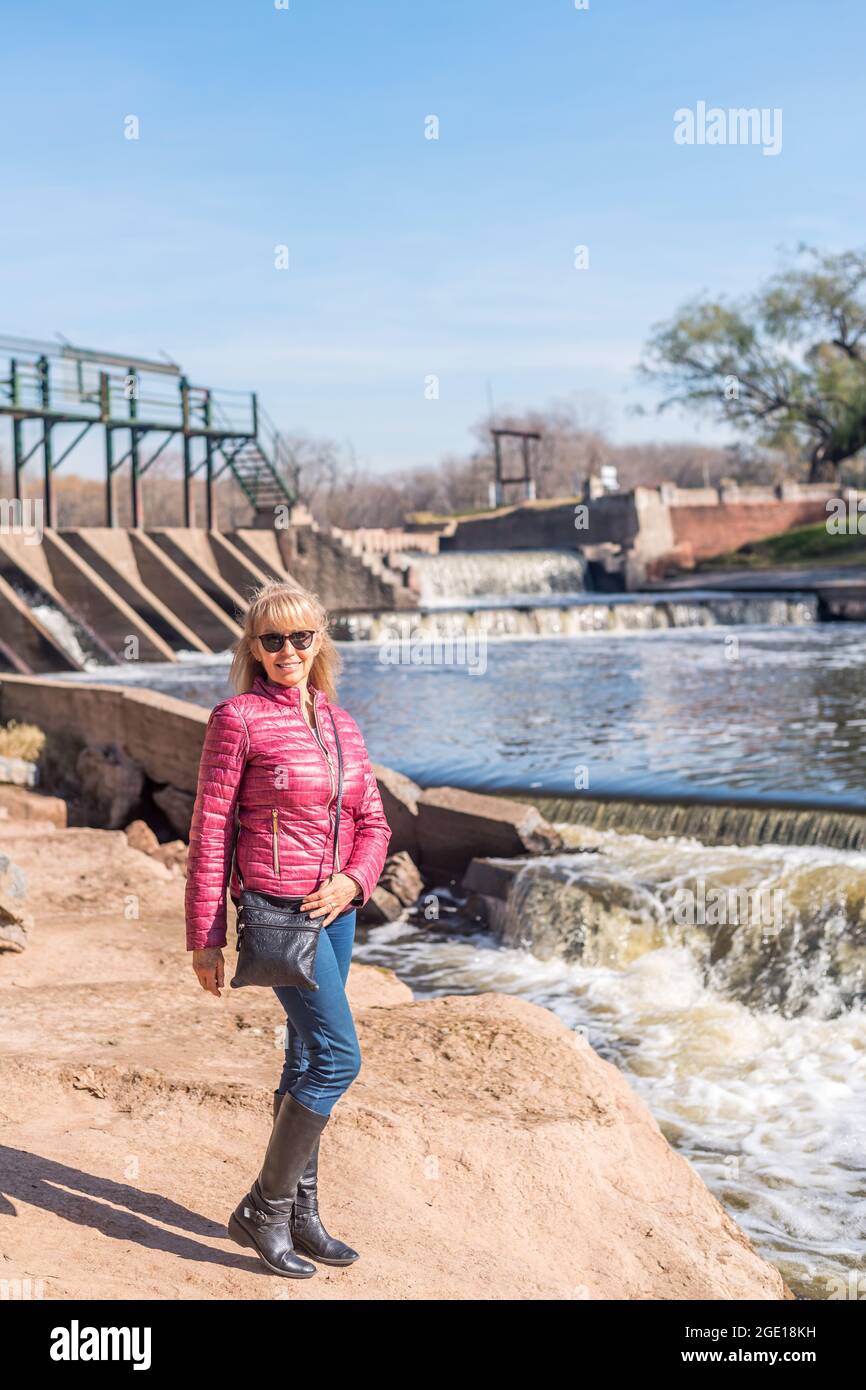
[1,0,863,475]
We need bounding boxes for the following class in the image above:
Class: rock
[379,850,424,906]
[0,853,32,952]
[0,786,67,827]
[358,885,405,924]
[417,786,564,871]
[346,960,413,1008]
[123,821,187,877]
[358,853,425,922]
[76,744,145,830]
[372,763,420,859]
[462,857,525,900]
[0,755,38,787]
[153,784,195,839]
[0,797,796,1299]
[151,840,188,875]
[124,819,159,855]
[340,991,795,1300]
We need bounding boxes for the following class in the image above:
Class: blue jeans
[272,907,361,1117]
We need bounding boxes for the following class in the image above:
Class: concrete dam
[0,333,854,674]
[0,523,420,674]
[0,474,854,675]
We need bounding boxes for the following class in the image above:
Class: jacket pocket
[271,808,280,876]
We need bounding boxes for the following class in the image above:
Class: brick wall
[669,500,830,561]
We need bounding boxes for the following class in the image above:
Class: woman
[185,578,392,1279]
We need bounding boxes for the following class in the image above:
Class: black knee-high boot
[272,1089,359,1266]
[227,1091,331,1278]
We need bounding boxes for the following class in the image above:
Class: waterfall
[11,583,107,670]
[332,593,819,640]
[405,549,587,604]
[485,828,866,1018]
[508,793,866,852]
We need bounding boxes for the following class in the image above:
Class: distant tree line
[5,243,866,526]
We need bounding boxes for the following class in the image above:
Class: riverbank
[0,792,793,1300]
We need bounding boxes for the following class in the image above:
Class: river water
[54,620,866,1299]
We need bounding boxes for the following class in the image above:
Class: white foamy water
[28,601,97,669]
[354,826,866,1299]
[404,548,587,604]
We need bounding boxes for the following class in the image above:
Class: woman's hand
[192,946,225,997]
[301,873,361,927]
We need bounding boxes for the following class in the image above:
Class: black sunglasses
[257,630,318,653]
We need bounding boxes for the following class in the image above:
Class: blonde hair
[229,578,343,701]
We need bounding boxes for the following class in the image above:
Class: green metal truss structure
[0,334,298,528]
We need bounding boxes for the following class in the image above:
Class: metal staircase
[0,333,300,530]
[211,401,299,524]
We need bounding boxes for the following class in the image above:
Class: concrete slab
[66,530,211,655]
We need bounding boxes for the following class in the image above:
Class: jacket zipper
[310,699,341,874]
[272,807,280,875]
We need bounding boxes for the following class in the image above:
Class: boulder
[151,840,188,875]
[153,784,195,839]
[461,857,525,901]
[379,850,424,906]
[0,786,67,828]
[76,743,145,830]
[359,885,405,924]
[124,819,159,855]
[124,820,187,877]
[358,851,425,924]
[0,853,32,952]
[417,786,564,871]
[372,762,420,859]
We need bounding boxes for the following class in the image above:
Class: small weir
[333,590,819,640]
[507,791,866,853]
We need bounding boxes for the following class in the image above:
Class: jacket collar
[252,672,327,712]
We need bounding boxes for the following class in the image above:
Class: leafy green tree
[640,247,866,482]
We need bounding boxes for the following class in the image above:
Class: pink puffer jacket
[185,672,392,951]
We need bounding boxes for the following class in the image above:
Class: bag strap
[230,802,244,893]
[328,707,344,878]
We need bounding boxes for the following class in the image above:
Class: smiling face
[250,603,324,692]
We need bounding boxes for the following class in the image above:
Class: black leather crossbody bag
[229,706,344,991]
